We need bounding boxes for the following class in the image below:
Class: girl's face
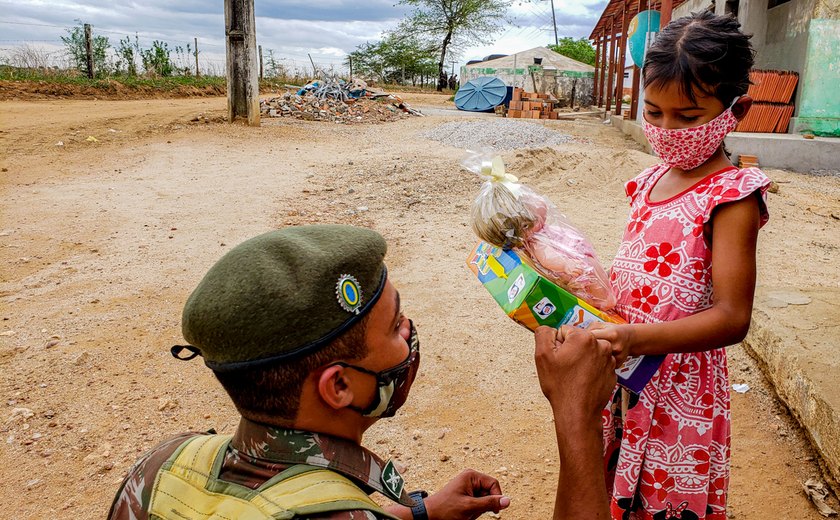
[643,81,726,130]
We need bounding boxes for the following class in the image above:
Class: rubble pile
[261,93,418,124]
[260,77,422,124]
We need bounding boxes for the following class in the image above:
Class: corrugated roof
[464,46,594,73]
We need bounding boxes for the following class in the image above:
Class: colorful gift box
[467,241,663,393]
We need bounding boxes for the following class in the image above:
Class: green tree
[141,41,173,76]
[400,0,511,91]
[115,35,139,76]
[347,31,439,86]
[60,22,110,77]
[548,37,596,66]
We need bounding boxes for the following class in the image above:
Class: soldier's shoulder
[107,432,203,520]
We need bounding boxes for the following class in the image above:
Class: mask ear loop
[171,345,202,360]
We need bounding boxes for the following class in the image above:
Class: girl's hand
[590,323,634,367]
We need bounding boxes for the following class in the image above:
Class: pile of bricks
[738,154,759,168]
[505,88,562,120]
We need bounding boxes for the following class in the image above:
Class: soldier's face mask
[334,320,420,418]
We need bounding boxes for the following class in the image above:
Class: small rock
[767,290,811,305]
[356,206,369,212]
[496,466,508,475]
[157,398,179,411]
[71,351,90,366]
[6,407,34,423]
[26,479,42,490]
[0,330,15,337]
[439,454,450,462]
[768,181,780,194]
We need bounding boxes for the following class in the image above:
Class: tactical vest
[148,434,399,520]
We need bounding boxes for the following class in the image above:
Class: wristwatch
[408,490,429,520]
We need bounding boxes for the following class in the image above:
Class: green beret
[178,225,387,371]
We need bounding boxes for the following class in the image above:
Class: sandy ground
[1,93,838,519]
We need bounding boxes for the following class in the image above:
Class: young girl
[592,12,771,520]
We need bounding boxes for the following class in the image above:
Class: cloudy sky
[0,0,607,74]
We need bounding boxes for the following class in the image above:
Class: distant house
[461,46,596,106]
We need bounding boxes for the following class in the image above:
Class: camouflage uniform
[108,418,415,520]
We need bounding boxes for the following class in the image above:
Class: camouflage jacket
[107,418,414,520]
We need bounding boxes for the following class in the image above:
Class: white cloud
[0,0,607,72]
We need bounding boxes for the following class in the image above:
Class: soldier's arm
[534,326,614,520]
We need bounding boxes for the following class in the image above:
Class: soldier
[108,225,512,520]
[534,325,617,519]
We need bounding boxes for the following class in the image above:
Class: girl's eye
[646,110,662,117]
[680,115,700,123]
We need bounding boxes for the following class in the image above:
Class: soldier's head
[174,225,420,434]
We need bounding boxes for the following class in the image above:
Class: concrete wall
[795,18,840,136]
[672,0,715,18]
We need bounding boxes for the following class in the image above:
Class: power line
[0,20,69,29]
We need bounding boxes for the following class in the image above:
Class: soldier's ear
[317,365,355,410]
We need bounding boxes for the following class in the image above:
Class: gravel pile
[809,168,840,177]
[421,119,581,150]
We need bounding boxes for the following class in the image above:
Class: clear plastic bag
[464,150,616,311]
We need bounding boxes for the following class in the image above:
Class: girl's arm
[594,194,761,358]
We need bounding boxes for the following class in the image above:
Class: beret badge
[336,274,363,314]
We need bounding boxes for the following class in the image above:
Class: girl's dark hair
[643,11,755,105]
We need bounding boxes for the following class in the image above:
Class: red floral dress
[603,164,770,520]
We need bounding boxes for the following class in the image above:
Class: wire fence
[0,20,350,81]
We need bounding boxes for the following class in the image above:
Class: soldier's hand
[423,469,510,520]
[534,325,617,420]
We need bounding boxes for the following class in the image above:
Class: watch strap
[408,490,429,520]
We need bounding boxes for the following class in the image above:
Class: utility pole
[549,0,559,46]
[449,59,456,76]
[84,23,94,79]
[259,45,264,80]
[194,37,199,77]
[224,0,260,126]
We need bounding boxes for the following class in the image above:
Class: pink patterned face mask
[642,98,740,170]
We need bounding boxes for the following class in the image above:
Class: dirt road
[1,94,836,518]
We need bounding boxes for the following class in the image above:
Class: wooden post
[194,37,200,77]
[606,17,617,113]
[661,0,673,26]
[599,29,608,106]
[259,45,264,80]
[349,56,353,80]
[615,0,630,116]
[84,23,94,79]
[629,0,645,119]
[224,0,260,126]
[593,35,601,106]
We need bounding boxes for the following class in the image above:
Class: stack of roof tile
[735,70,798,133]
